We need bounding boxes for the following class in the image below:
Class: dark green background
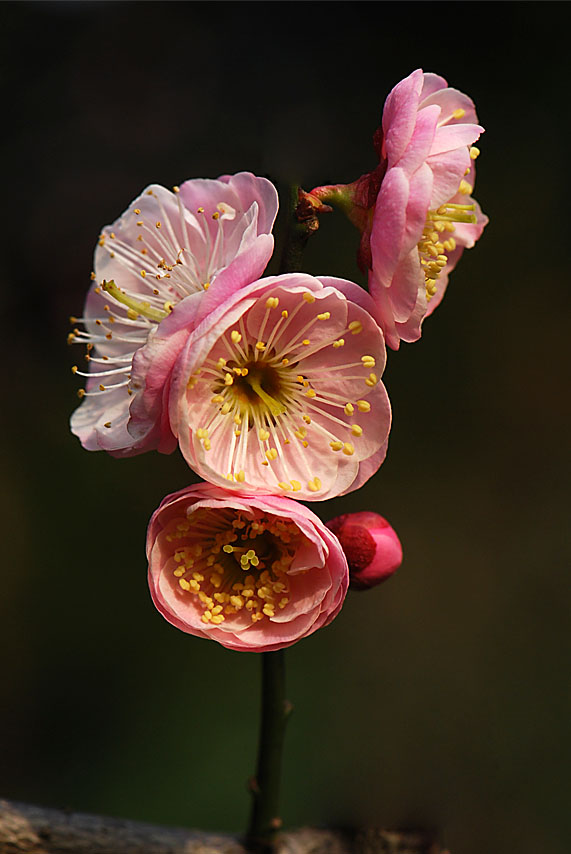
[1,3,569,853]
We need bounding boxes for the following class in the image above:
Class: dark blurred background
[1,2,569,853]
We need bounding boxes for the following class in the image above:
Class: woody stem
[246,650,292,851]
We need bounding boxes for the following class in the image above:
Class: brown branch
[0,798,447,854]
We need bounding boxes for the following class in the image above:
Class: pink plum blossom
[147,484,349,652]
[135,271,391,500]
[70,173,278,455]
[326,511,402,590]
[307,69,488,350]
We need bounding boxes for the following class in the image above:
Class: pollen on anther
[452,108,466,119]
[349,321,363,335]
[470,146,480,160]
[344,403,354,415]
[266,297,279,309]
[231,331,242,344]
[303,292,315,304]
[365,373,378,387]
[343,443,355,456]
[357,399,371,412]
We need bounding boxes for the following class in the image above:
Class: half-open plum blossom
[147,484,349,652]
[69,172,278,455]
[307,69,488,349]
[142,272,391,500]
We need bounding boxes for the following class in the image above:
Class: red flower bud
[326,511,402,590]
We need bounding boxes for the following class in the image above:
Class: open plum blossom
[136,272,391,500]
[147,484,349,652]
[69,172,278,455]
[307,69,488,349]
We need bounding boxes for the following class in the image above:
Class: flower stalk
[246,650,292,851]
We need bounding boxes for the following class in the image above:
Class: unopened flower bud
[326,511,402,590]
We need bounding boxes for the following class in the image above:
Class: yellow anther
[223,544,234,553]
[317,312,331,321]
[155,221,162,229]
[216,357,227,368]
[224,373,234,386]
[231,330,242,344]
[221,402,231,415]
[344,403,355,415]
[134,208,141,215]
[307,477,322,493]
[211,394,224,404]
[266,448,278,461]
[351,425,363,437]
[294,428,307,439]
[251,612,264,622]
[230,595,245,609]
[290,480,302,491]
[459,179,473,195]
[263,605,275,617]
[233,413,242,425]
[255,341,266,351]
[210,574,222,588]
[279,598,289,609]
[140,270,147,278]
[278,481,291,490]
[136,220,143,227]
[179,579,191,591]
[330,441,344,451]
[361,355,376,368]
[211,615,225,624]
[452,107,466,119]
[302,415,311,424]
[242,587,254,598]
[469,146,480,160]
[303,292,315,303]
[343,443,355,455]
[104,422,111,429]
[236,470,246,483]
[281,358,289,365]
[196,428,209,439]
[259,428,270,441]
[349,321,363,334]
[365,373,378,387]
[265,297,279,309]
[281,310,288,318]
[189,579,200,592]
[333,338,345,348]
[305,389,316,398]
[203,281,210,290]
[201,612,212,623]
[203,439,211,451]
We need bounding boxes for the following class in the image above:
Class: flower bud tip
[326,511,402,590]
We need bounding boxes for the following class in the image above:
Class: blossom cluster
[70,70,486,651]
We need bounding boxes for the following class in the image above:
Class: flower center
[418,201,476,300]
[165,507,305,624]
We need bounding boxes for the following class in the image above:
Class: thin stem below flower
[246,650,292,852]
